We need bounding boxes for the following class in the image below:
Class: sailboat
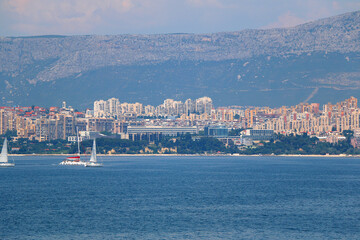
[0,139,15,167]
[59,128,86,166]
[85,139,103,167]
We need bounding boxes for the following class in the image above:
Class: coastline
[9,153,360,157]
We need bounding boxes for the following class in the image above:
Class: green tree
[228,128,244,136]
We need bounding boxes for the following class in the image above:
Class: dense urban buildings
[1,96,360,147]
[93,96,213,118]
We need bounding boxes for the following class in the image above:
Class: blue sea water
[1,156,360,239]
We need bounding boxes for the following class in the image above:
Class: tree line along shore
[2,130,360,156]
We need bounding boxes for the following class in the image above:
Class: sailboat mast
[76,127,80,156]
[93,139,97,162]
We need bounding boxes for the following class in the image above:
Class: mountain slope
[0,10,359,108]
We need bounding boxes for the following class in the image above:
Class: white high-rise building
[196,97,213,115]
[185,99,195,115]
[107,98,120,115]
[94,100,107,117]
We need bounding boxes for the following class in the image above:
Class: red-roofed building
[75,112,85,118]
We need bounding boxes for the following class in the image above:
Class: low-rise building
[204,125,229,137]
[242,129,275,141]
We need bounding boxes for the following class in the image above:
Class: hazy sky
[0,0,359,36]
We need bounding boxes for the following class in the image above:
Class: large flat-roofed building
[128,126,197,135]
[128,126,198,141]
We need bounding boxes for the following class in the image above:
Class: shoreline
[9,153,360,157]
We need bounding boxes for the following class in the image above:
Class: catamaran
[59,128,86,166]
[85,139,103,167]
[0,139,15,167]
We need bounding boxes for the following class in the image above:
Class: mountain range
[0,10,359,108]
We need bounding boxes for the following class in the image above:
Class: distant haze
[0,0,359,36]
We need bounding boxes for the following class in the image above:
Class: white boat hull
[85,162,103,167]
[59,160,86,166]
[0,162,15,167]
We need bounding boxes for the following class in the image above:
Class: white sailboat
[59,128,86,166]
[85,139,103,167]
[0,139,15,167]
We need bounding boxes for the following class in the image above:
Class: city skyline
[1,95,359,143]
[2,94,358,112]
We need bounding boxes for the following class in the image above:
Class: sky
[0,0,359,36]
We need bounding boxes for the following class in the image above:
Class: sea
[1,156,360,240]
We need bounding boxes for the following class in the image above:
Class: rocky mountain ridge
[0,10,359,108]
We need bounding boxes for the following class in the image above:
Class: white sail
[89,139,97,163]
[0,139,8,163]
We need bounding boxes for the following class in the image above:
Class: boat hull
[85,162,103,167]
[59,160,86,166]
[0,162,15,167]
